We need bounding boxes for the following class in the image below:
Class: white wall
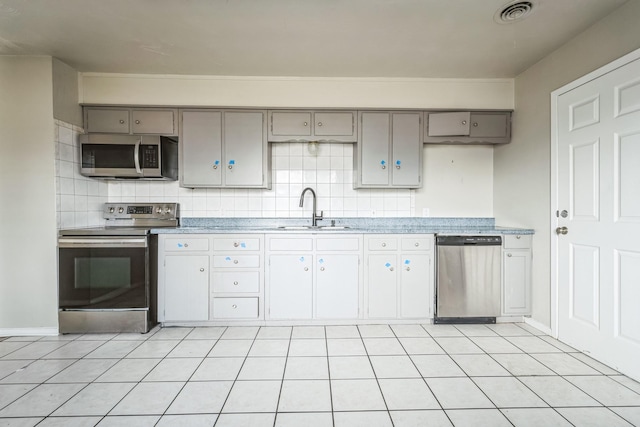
[0,56,58,333]
[82,75,511,217]
[494,0,640,328]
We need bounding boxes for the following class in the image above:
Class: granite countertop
[151,217,534,235]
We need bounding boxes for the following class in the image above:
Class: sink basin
[277,225,350,230]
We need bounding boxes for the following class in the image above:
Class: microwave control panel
[141,145,159,168]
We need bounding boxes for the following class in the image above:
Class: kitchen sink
[277,226,351,230]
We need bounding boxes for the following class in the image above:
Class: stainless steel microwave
[80,134,178,180]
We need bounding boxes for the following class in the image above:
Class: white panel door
[164,256,209,321]
[268,254,313,319]
[557,56,640,380]
[360,112,390,185]
[400,253,431,318]
[223,111,266,187]
[367,254,398,318]
[391,112,422,187]
[315,254,359,319]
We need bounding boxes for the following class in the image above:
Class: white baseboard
[524,317,553,336]
[0,327,59,337]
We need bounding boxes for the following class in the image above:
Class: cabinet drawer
[401,236,433,251]
[503,234,532,249]
[368,237,398,251]
[212,272,260,293]
[213,255,260,268]
[317,237,360,251]
[269,238,313,251]
[214,237,260,251]
[213,297,259,319]
[164,238,209,251]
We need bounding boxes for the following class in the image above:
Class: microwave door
[81,140,144,178]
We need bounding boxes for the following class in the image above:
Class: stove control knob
[118,207,124,214]
[109,207,115,213]
[165,207,172,214]
[156,207,163,214]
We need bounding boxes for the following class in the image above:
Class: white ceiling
[0,0,630,78]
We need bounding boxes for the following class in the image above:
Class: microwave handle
[134,139,142,175]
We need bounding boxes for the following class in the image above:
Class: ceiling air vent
[495,1,535,24]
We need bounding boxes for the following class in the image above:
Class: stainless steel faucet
[299,187,323,227]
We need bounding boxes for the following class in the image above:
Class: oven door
[58,237,149,310]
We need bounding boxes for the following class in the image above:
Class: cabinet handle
[381,164,386,169]
[317,122,323,126]
[389,267,394,271]
[213,164,218,170]
[462,120,467,125]
[199,268,205,272]
[406,267,410,271]
[119,119,125,124]
[233,281,239,285]
[233,242,239,247]
[320,267,325,271]
[304,267,309,271]
[232,304,237,309]
[507,253,512,257]
[382,243,386,247]
[184,243,189,248]
[415,242,419,247]
[516,235,521,239]
[396,165,401,169]
[228,165,233,170]
[233,259,239,264]
[135,120,141,124]
[304,121,308,126]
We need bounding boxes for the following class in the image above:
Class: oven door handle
[58,237,148,248]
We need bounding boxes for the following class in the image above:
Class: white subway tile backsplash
[97,142,414,219]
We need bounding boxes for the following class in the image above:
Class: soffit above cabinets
[0,0,628,78]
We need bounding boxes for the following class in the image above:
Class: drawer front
[316,237,360,251]
[212,272,260,293]
[213,297,259,319]
[269,238,313,251]
[401,236,433,251]
[214,238,261,251]
[503,234,532,249]
[367,237,398,251]
[213,255,261,268]
[164,238,209,252]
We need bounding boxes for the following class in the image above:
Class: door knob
[556,226,568,235]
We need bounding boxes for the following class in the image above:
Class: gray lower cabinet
[355,111,422,188]
[181,110,271,188]
[268,110,357,142]
[502,235,532,315]
[84,107,177,135]
[424,111,511,144]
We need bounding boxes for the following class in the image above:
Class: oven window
[75,257,131,289]
[59,247,147,309]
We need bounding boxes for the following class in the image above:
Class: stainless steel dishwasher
[435,235,502,324]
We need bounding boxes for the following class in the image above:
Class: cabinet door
[360,112,390,186]
[164,255,209,321]
[314,112,356,140]
[400,253,431,318]
[224,111,267,187]
[367,254,397,318]
[502,250,532,315]
[270,111,312,137]
[391,112,422,187]
[316,254,359,319]
[181,111,222,186]
[427,112,470,136]
[268,255,313,319]
[469,113,508,138]
[131,110,175,135]
[86,109,130,133]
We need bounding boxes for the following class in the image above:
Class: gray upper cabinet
[84,107,178,135]
[181,110,271,189]
[424,110,511,144]
[355,111,422,188]
[268,110,357,142]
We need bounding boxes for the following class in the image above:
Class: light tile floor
[1,323,640,426]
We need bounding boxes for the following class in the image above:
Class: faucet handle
[317,210,324,220]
